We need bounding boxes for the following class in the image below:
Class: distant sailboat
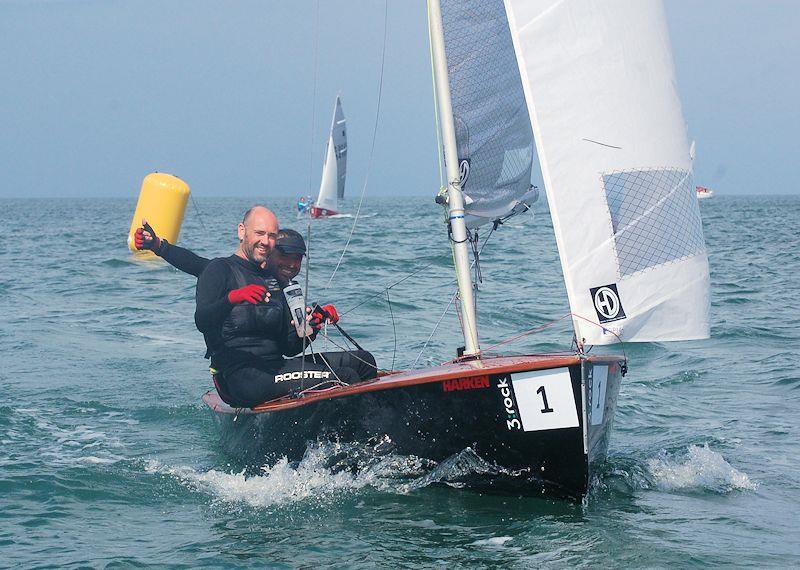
[206,0,710,499]
[310,96,347,218]
[696,185,714,199]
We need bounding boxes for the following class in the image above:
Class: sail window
[603,168,705,278]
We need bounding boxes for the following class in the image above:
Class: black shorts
[217,350,377,408]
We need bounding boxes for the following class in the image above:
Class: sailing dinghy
[696,186,714,199]
[204,0,709,499]
[310,95,348,218]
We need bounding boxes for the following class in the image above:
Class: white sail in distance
[316,96,347,212]
[440,1,537,228]
[504,0,710,344]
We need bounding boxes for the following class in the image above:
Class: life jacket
[215,258,289,362]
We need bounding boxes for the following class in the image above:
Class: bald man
[194,206,377,408]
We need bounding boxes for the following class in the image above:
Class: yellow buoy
[127,172,190,257]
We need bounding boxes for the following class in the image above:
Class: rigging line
[300,219,312,388]
[189,193,208,233]
[306,350,345,386]
[341,220,496,321]
[427,0,445,188]
[307,0,321,196]
[324,0,389,290]
[332,321,365,352]
[298,381,351,398]
[387,224,499,367]
[298,330,348,385]
[479,312,628,364]
[339,259,440,317]
[313,331,384,373]
[412,288,459,367]
[480,313,573,352]
[386,288,397,372]
[569,313,628,363]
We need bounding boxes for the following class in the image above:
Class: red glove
[227,284,267,305]
[134,221,162,251]
[310,303,339,329]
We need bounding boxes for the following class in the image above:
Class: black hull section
[205,357,623,499]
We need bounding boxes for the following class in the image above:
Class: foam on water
[647,444,756,493]
[471,536,514,547]
[143,442,526,507]
[144,444,377,508]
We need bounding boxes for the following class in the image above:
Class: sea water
[1,196,798,567]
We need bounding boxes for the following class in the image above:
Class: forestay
[440,0,537,228]
[316,96,347,211]
[504,0,710,344]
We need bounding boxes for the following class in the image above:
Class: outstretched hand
[134,218,162,251]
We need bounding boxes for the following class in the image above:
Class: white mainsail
[440,1,537,228]
[504,0,710,344]
[315,96,347,212]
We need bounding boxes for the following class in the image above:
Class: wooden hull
[203,354,624,499]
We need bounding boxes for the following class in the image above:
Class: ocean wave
[7,406,131,469]
[646,444,756,493]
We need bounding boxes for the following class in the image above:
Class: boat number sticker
[507,368,579,432]
[589,283,627,323]
[590,365,608,426]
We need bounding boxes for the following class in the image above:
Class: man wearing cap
[134,208,377,408]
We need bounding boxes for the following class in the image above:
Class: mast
[428,0,480,356]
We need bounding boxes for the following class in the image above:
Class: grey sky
[0,0,797,198]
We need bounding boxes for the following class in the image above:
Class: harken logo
[442,375,490,393]
[590,284,626,323]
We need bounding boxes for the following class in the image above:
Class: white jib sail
[316,96,347,211]
[504,0,710,344]
[440,1,536,228]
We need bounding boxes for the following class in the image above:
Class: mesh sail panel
[603,169,705,278]
[441,0,534,224]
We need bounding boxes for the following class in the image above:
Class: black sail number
[537,385,555,414]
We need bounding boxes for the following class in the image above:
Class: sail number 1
[536,385,555,413]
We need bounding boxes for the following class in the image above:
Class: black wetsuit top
[194,255,306,372]
[156,240,209,278]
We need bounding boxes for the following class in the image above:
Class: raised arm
[134,219,210,277]
[159,241,210,277]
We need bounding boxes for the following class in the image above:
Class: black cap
[275,229,306,256]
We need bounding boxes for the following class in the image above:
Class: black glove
[134,220,162,252]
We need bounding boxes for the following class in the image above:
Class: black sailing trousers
[217,350,377,408]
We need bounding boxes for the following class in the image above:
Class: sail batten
[504,0,710,344]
